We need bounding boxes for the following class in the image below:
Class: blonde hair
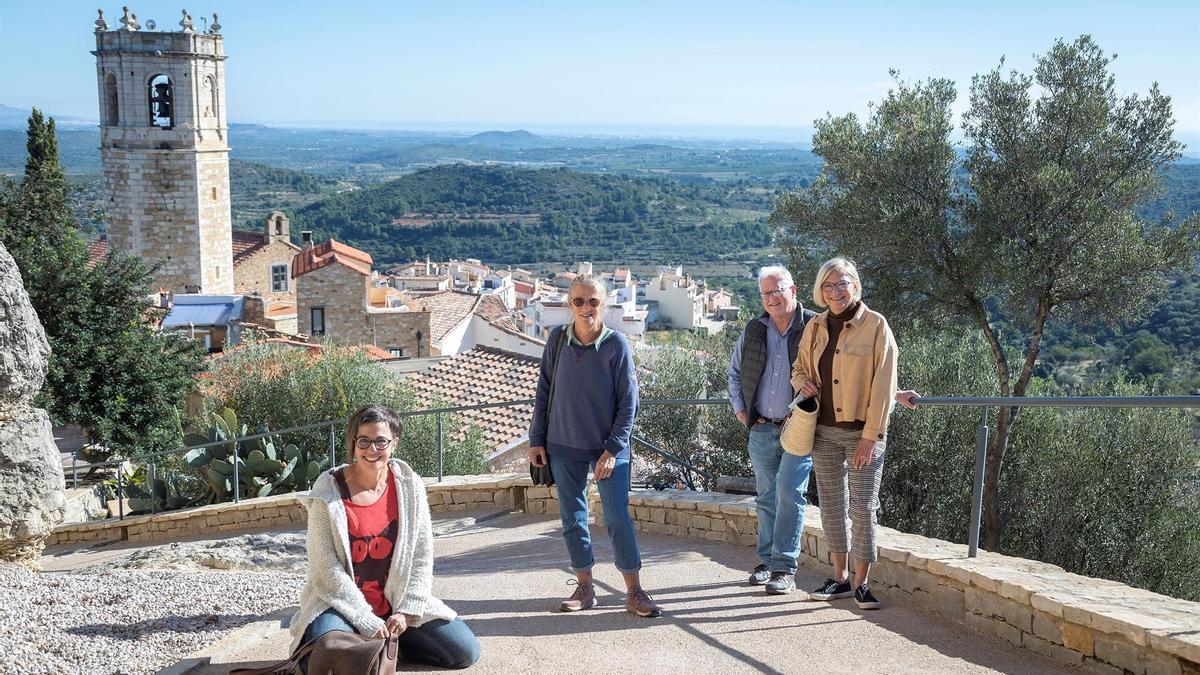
[569,274,608,304]
[812,257,863,308]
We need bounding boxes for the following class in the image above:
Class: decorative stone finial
[119,6,140,31]
[94,9,108,33]
[179,9,194,33]
[209,12,221,34]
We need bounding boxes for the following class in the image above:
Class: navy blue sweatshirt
[528,325,638,462]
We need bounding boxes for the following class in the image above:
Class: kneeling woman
[290,404,480,669]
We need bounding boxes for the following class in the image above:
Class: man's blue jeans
[549,453,641,573]
[748,422,813,574]
[302,608,480,670]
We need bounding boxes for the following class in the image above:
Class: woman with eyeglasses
[790,258,899,611]
[528,275,661,618]
[290,404,480,670]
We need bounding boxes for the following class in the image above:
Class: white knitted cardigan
[289,458,456,651]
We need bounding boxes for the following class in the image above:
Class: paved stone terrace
[139,510,1078,674]
[44,474,1200,673]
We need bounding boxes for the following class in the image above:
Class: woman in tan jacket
[791,257,898,610]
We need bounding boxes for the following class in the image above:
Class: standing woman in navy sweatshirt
[528,275,662,619]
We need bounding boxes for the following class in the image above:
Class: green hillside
[288,165,777,266]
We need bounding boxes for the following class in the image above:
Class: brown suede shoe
[626,586,662,618]
[559,580,597,612]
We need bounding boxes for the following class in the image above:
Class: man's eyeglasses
[571,297,602,308]
[354,437,394,450]
[759,288,789,300]
[821,281,853,293]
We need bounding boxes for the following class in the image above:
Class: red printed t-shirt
[339,469,400,618]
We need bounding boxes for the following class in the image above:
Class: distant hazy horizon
[2,0,1196,146]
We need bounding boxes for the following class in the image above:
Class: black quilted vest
[739,307,815,422]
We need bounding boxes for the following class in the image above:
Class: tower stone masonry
[93,10,233,294]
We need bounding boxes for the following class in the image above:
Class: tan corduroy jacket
[790,301,898,442]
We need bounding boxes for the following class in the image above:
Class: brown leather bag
[231,631,399,675]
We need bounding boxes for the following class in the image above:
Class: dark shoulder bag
[530,327,568,487]
[231,631,399,675]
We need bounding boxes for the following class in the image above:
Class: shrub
[199,338,484,478]
[882,327,1200,601]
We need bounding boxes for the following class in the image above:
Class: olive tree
[772,36,1199,548]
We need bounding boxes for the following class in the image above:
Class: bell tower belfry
[92,7,233,294]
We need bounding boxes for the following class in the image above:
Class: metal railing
[913,396,1200,557]
[70,395,1199,562]
[72,397,732,519]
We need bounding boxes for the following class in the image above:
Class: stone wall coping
[798,507,1200,664]
[423,473,529,491]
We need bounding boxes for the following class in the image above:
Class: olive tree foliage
[633,329,750,490]
[201,337,485,477]
[772,36,1199,549]
[883,326,1199,601]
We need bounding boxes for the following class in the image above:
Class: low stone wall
[45,474,1199,673]
[47,474,528,548]
[47,493,310,547]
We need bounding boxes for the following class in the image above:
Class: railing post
[436,413,444,482]
[71,449,78,489]
[328,424,337,469]
[968,406,989,558]
[150,461,157,515]
[116,465,124,521]
[232,449,240,504]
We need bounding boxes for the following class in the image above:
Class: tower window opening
[103,73,119,126]
[148,74,174,128]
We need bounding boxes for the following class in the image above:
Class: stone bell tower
[92,7,233,294]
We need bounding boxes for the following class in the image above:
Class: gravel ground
[0,562,304,674]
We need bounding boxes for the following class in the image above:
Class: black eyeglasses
[571,297,602,308]
[354,437,394,450]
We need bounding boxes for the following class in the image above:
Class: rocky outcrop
[0,241,65,562]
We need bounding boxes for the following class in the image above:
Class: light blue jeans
[302,608,480,670]
[748,422,813,574]
[549,453,641,573]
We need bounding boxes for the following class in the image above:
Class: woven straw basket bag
[780,395,818,456]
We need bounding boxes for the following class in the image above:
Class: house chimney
[301,230,314,250]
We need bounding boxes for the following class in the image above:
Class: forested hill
[288,165,776,266]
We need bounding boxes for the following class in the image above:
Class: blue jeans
[748,422,813,574]
[549,453,641,573]
[302,608,480,670]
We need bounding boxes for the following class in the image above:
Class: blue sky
[1,1,1197,142]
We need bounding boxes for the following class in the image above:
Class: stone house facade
[294,239,431,357]
[232,211,300,306]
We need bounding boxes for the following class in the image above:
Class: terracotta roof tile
[407,347,540,452]
[86,238,110,269]
[419,290,480,343]
[473,294,509,322]
[292,240,373,278]
[231,230,266,265]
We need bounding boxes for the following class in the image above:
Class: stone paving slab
[173,511,1076,674]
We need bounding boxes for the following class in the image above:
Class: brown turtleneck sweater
[818,301,866,429]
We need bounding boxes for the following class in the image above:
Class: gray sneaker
[559,580,596,612]
[748,563,771,585]
[765,571,795,595]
